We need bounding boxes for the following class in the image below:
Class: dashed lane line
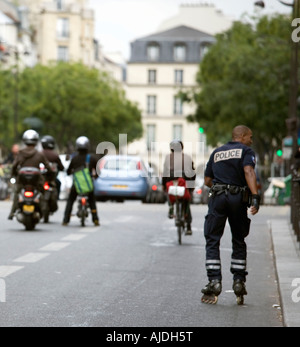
[13,252,51,264]
[0,226,99,279]
[0,266,24,278]
[61,234,87,241]
[39,242,71,252]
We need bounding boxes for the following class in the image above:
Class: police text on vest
[214,149,242,163]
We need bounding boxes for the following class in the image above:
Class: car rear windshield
[104,159,141,171]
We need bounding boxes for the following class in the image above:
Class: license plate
[112,185,128,189]
[23,205,35,213]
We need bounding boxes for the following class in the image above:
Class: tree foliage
[0,62,143,152]
[183,14,295,162]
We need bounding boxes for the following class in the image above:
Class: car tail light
[99,159,106,170]
[24,191,34,198]
[136,161,142,170]
[196,189,203,195]
[44,182,50,191]
[152,185,158,191]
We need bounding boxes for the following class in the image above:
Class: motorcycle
[40,163,58,223]
[16,167,42,231]
[77,194,89,227]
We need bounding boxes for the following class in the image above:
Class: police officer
[201,125,260,305]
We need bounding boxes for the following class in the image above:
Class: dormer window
[174,43,186,62]
[147,43,160,61]
[200,43,211,59]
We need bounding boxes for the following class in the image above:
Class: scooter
[16,167,42,231]
[40,164,58,223]
[77,194,89,227]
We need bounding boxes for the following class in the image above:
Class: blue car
[94,155,149,202]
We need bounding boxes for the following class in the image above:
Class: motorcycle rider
[41,135,64,200]
[162,140,196,235]
[62,136,100,226]
[8,130,52,220]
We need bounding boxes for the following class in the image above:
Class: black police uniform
[204,141,256,282]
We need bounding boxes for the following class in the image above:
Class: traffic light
[276,149,283,157]
[199,127,204,134]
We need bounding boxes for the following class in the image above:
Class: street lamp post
[4,46,29,142]
[255,0,300,240]
[289,0,300,241]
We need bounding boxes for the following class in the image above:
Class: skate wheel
[236,296,244,305]
[201,294,218,305]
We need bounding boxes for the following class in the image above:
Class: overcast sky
[88,0,291,60]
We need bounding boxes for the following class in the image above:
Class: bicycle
[167,179,190,245]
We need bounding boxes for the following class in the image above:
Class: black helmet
[75,136,90,151]
[22,129,39,146]
[170,140,183,152]
[41,135,55,150]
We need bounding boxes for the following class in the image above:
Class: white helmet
[75,136,90,151]
[22,130,39,146]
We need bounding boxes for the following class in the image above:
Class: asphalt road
[0,200,283,327]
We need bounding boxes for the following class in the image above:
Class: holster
[241,187,251,205]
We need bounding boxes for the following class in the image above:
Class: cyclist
[62,136,99,226]
[162,140,196,235]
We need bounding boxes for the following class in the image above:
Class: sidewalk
[269,207,300,327]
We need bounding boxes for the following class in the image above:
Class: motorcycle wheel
[24,216,35,231]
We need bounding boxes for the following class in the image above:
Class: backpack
[73,154,94,195]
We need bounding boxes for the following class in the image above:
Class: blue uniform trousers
[204,192,251,282]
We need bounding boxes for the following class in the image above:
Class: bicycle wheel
[176,200,182,245]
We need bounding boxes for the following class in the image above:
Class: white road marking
[0,266,24,278]
[61,234,87,241]
[13,252,50,263]
[79,227,98,233]
[39,242,71,252]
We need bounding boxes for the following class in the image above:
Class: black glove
[251,194,261,212]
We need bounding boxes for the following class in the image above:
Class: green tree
[183,14,295,165]
[0,68,16,151]
[10,62,142,151]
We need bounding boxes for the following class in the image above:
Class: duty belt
[209,184,248,197]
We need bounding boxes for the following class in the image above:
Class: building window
[200,43,211,59]
[57,45,69,61]
[174,69,183,84]
[147,95,157,115]
[57,18,69,38]
[56,0,64,10]
[173,125,183,141]
[147,43,160,61]
[146,124,156,151]
[148,70,156,84]
[174,44,186,62]
[174,96,183,115]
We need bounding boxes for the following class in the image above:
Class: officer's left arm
[244,165,260,215]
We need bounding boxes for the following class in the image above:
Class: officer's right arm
[204,176,213,188]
